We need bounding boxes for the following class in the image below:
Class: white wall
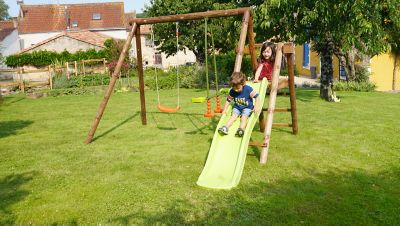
[19,32,61,49]
[130,34,197,68]
[96,29,127,40]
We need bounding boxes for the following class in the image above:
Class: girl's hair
[229,72,246,87]
[259,41,276,63]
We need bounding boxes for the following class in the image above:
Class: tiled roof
[18,30,111,54]
[0,28,16,41]
[124,12,151,34]
[18,2,125,34]
[0,21,15,29]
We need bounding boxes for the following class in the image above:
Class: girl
[254,42,276,82]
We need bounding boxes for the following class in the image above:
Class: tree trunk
[346,48,356,81]
[319,39,339,102]
[320,49,334,100]
[339,55,350,81]
[393,54,398,90]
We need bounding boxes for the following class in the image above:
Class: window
[71,21,78,28]
[154,54,162,65]
[92,13,101,20]
[302,42,310,68]
[145,35,153,47]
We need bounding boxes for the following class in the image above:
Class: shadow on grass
[109,167,400,224]
[0,172,36,225]
[145,111,218,134]
[0,120,34,139]
[296,89,320,102]
[92,113,140,142]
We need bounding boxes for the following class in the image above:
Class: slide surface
[197,78,268,189]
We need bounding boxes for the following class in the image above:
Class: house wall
[370,53,399,91]
[19,32,61,49]
[96,29,127,40]
[1,30,21,57]
[294,43,340,80]
[131,34,196,68]
[24,36,103,53]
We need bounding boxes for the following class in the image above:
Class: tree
[383,0,400,90]
[144,0,242,63]
[0,0,10,20]
[254,0,391,101]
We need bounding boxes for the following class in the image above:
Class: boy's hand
[254,106,262,115]
[253,79,259,83]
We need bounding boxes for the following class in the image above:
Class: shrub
[52,73,110,89]
[355,64,370,83]
[333,81,376,92]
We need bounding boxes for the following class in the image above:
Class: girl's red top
[258,60,274,81]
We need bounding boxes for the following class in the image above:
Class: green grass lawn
[1,88,399,224]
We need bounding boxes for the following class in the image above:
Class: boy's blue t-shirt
[227,84,259,110]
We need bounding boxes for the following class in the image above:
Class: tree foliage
[254,0,398,100]
[144,0,242,62]
[0,0,9,20]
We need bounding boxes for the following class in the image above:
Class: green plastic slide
[197,78,269,189]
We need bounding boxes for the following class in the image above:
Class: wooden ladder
[249,42,298,164]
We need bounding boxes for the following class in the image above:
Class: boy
[218,72,261,137]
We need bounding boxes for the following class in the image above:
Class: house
[294,43,398,91]
[16,1,195,69]
[0,20,21,65]
[17,2,126,49]
[17,30,110,54]
[294,42,340,80]
[128,24,196,69]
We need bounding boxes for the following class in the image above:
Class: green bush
[355,64,370,83]
[5,48,109,68]
[333,81,376,92]
[52,73,110,89]
[46,87,106,96]
[71,73,110,87]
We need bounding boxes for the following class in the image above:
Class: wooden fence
[0,66,52,93]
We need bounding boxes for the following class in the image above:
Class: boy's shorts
[232,107,252,117]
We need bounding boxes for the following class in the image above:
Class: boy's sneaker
[235,128,244,137]
[218,126,229,135]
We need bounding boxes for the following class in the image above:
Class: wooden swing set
[84,7,298,164]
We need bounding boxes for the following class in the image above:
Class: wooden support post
[85,23,137,144]
[48,66,52,89]
[74,61,78,76]
[234,10,250,72]
[247,15,258,74]
[66,62,70,80]
[260,43,283,164]
[287,52,298,134]
[136,25,147,125]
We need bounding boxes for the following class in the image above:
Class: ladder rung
[262,108,291,112]
[272,123,292,127]
[249,141,267,147]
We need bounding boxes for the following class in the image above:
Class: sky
[4,0,150,17]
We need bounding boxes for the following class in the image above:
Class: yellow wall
[294,44,340,80]
[370,53,399,91]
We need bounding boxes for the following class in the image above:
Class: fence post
[74,61,78,76]
[103,58,106,74]
[82,60,86,77]
[66,62,70,80]
[48,65,53,89]
[19,67,25,93]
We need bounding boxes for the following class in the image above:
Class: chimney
[17,0,24,18]
[65,5,69,31]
